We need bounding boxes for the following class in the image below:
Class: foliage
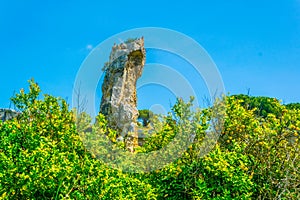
[0,80,156,199]
[219,96,299,199]
[138,96,299,199]
[286,102,300,110]
[138,109,153,127]
[139,97,254,199]
[0,80,299,199]
[125,37,138,43]
[232,94,283,118]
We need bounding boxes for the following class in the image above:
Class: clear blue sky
[1,0,300,112]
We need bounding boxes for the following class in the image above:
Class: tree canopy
[0,81,299,199]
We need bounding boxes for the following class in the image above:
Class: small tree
[138,109,153,127]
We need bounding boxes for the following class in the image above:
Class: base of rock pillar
[125,133,138,152]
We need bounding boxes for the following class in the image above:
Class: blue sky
[1,0,300,112]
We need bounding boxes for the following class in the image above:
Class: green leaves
[1,80,157,199]
[10,78,41,111]
[1,81,299,199]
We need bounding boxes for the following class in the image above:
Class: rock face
[100,37,146,152]
[0,108,20,122]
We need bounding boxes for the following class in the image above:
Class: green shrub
[0,80,156,199]
[0,80,299,199]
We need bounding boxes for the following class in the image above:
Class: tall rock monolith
[100,37,146,152]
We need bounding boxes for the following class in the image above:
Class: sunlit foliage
[0,80,299,199]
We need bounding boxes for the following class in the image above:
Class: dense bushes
[0,80,299,199]
[0,80,156,199]
[137,96,299,199]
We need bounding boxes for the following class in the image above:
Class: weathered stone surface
[100,37,146,152]
[0,108,20,122]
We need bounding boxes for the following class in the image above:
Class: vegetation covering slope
[0,80,299,199]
